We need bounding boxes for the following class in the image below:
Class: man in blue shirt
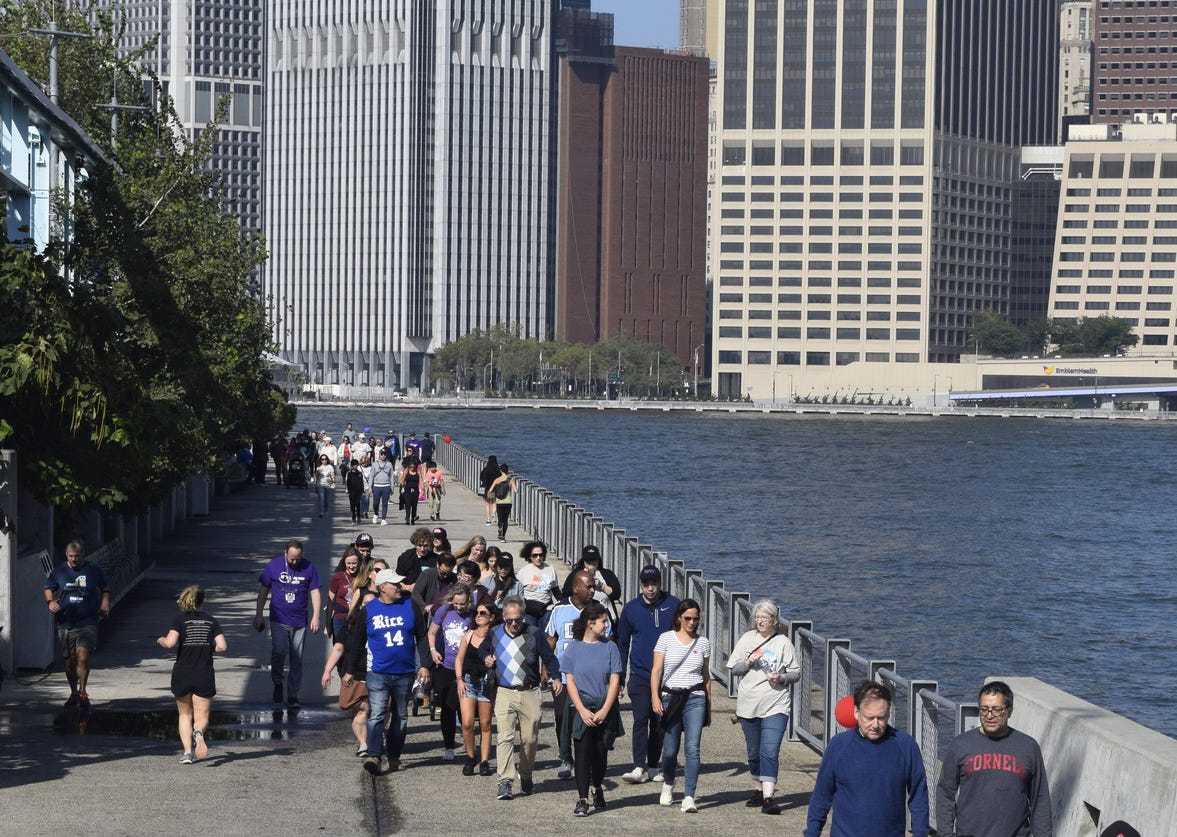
[43,539,110,709]
[344,568,431,775]
[804,680,929,837]
[616,565,679,784]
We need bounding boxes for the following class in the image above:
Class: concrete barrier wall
[1000,677,1177,836]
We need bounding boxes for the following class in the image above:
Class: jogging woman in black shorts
[157,585,227,764]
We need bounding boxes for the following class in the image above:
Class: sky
[592,0,680,50]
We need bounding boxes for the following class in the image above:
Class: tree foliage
[0,2,291,519]
[433,325,689,398]
[969,313,1138,359]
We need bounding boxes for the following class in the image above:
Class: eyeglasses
[503,617,525,624]
[978,706,1009,717]
[754,615,776,622]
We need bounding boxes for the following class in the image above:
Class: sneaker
[593,787,606,811]
[462,757,477,776]
[372,516,379,524]
[379,519,388,526]
[681,796,698,814]
[497,779,513,800]
[573,799,590,817]
[386,758,401,772]
[651,770,664,783]
[621,766,649,784]
[443,748,455,762]
[363,756,381,775]
[519,776,533,796]
[272,683,283,705]
[193,729,208,761]
[356,745,368,758]
[77,691,91,709]
[180,752,195,765]
[762,799,782,815]
[659,784,674,806]
[745,790,764,808]
[557,760,573,780]
[479,761,492,776]
[64,693,80,709]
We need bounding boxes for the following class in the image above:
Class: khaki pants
[494,686,541,782]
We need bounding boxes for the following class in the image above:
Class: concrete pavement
[0,469,820,835]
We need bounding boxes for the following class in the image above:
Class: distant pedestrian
[518,540,559,628]
[424,460,445,521]
[803,680,929,837]
[315,454,335,517]
[328,544,363,641]
[651,598,712,813]
[617,565,679,786]
[727,600,800,815]
[253,539,321,710]
[489,463,517,542]
[43,538,110,709]
[399,456,422,525]
[479,455,500,526]
[419,432,436,463]
[157,585,227,764]
[936,680,1053,837]
[370,448,395,525]
[345,458,365,521]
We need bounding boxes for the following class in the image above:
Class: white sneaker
[621,767,649,784]
[651,770,664,783]
[372,516,379,524]
[379,519,388,526]
[443,748,455,761]
[680,796,697,813]
[659,784,674,806]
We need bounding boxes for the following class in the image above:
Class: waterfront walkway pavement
[0,472,819,835]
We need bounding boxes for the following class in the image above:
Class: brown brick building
[1093,0,1177,123]
[556,45,709,368]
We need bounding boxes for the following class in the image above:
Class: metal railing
[438,437,976,830]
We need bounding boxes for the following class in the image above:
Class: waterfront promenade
[0,472,819,835]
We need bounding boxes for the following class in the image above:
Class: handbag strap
[660,635,700,688]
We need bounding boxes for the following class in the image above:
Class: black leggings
[573,725,608,799]
[433,667,458,749]
[403,489,419,522]
[496,503,511,538]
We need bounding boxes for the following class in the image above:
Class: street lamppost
[933,373,939,408]
[692,343,704,399]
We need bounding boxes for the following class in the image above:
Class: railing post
[909,679,937,737]
[824,638,852,745]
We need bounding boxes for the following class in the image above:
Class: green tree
[1058,316,1138,357]
[968,313,1028,357]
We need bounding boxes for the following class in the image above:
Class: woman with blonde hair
[454,535,488,573]
[157,585,227,764]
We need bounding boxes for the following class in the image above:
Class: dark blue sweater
[615,591,679,682]
[804,726,930,837]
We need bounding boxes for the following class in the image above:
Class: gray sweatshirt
[935,727,1053,837]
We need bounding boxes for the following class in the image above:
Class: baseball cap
[582,545,602,563]
[432,527,448,539]
[374,569,405,588]
[639,566,661,584]
[355,533,374,547]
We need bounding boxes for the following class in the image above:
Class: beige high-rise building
[1047,120,1177,350]
[1059,0,1093,137]
[710,0,1059,400]
[680,0,723,58]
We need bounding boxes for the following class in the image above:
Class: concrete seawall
[998,677,1176,836]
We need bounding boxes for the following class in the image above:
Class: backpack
[493,480,511,500]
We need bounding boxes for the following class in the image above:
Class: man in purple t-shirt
[254,539,321,709]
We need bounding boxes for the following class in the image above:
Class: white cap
[374,569,405,588]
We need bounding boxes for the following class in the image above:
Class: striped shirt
[654,631,711,691]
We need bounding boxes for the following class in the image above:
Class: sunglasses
[503,617,525,624]
[475,610,492,617]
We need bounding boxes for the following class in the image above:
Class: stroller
[286,454,308,488]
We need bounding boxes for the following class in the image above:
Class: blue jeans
[366,671,414,759]
[371,484,392,520]
[661,691,706,797]
[628,677,662,769]
[315,484,332,514]
[270,623,306,701]
[739,713,789,782]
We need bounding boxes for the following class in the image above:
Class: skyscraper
[1092,0,1177,125]
[112,0,264,230]
[710,0,1058,399]
[1059,0,1094,137]
[265,1,555,389]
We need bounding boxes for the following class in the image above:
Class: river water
[297,405,1177,737]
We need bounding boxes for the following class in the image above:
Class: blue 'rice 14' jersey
[364,597,418,675]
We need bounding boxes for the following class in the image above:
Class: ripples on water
[298,406,1177,737]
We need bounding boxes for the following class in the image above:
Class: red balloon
[443,435,452,443]
[835,695,857,729]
